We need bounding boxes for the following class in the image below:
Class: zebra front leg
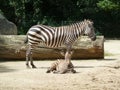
[65,45,72,61]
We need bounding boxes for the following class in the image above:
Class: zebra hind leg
[46,61,57,73]
[46,68,51,73]
[30,51,37,68]
[26,46,31,68]
[26,45,37,68]
[53,70,63,74]
[30,47,37,68]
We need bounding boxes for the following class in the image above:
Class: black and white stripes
[25,19,96,68]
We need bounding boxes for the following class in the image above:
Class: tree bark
[0,35,104,60]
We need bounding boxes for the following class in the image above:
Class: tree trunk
[0,35,104,60]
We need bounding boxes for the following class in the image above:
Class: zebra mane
[49,19,93,28]
[70,19,93,26]
[56,19,93,28]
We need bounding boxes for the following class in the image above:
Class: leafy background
[0,0,120,37]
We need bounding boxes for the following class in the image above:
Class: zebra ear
[88,19,94,25]
[89,19,93,24]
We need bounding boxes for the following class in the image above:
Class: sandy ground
[0,40,120,90]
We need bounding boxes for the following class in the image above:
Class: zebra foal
[24,19,96,68]
[46,51,76,74]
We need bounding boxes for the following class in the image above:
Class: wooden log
[0,35,104,60]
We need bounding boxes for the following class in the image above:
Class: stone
[0,14,17,35]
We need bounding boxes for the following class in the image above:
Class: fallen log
[0,35,104,60]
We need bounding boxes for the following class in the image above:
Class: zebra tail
[15,35,28,53]
[24,35,28,44]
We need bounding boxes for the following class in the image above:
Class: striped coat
[24,19,96,68]
[26,19,96,47]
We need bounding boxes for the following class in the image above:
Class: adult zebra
[24,19,96,68]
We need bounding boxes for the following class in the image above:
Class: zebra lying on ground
[46,51,76,74]
[22,19,96,68]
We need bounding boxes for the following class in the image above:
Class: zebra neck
[77,24,85,37]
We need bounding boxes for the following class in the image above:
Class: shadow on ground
[97,58,116,61]
[0,65,16,73]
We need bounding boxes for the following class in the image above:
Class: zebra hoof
[46,70,51,73]
[32,65,37,68]
[71,69,76,73]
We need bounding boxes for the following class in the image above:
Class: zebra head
[83,19,96,41]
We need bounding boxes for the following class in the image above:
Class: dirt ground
[0,40,120,90]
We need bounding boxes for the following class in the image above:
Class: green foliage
[0,0,120,37]
[97,0,119,11]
